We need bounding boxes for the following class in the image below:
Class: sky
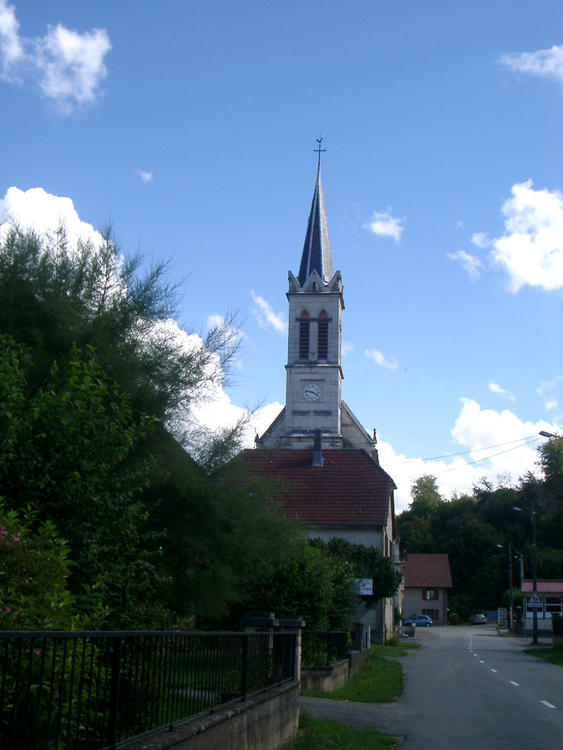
[0,0,561,512]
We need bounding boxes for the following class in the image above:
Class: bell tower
[283,158,344,448]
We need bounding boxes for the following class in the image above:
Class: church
[241,150,400,642]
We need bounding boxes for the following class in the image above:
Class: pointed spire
[297,158,334,286]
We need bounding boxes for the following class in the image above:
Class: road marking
[491,669,498,673]
[510,681,519,687]
[540,701,556,709]
[479,660,485,664]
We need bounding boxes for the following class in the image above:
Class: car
[403,614,433,627]
[470,613,488,624]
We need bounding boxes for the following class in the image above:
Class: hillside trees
[0,226,295,627]
[397,444,563,618]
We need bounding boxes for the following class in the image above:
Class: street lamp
[497,542,524,631]
[514,499,539,645]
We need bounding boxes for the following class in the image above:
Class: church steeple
[297,164,334,285]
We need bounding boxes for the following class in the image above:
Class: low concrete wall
[121,681,299,750]
[301,659,350,692]
[348,649,364,678]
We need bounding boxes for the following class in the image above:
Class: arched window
[318,310,328,359]
[299,310,310,359]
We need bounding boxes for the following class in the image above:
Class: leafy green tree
[0,504,80,630]
[0,335,164,627]
[310,537,401,603]
[237,536,356,631]
[0,226,239,431]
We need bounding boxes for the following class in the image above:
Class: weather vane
[314,136,326,167]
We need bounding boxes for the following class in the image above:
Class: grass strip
[302,641,419,703]
[523,647,563,666]
[289,711,399,749]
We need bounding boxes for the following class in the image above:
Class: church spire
[297,140,334,285]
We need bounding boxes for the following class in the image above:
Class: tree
[0,335,164,627]
[310,537,402,603]
[0,226,300,627]
[237,536,357,631]
[0,226,240,433]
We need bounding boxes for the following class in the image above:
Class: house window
[318,310,328,359]
[298,311,310,359]
[545,597,562,617]
[423,589,438,601]
[423,608,439,621]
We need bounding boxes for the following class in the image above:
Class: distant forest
[396,440,562,619]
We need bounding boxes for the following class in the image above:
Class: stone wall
[121,681,299,750]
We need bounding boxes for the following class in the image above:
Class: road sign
[527,593,542,609]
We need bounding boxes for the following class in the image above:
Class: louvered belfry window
[299,311,310,359]
[318,310,328,359]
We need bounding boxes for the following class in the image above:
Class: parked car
[470,613,488,624]
[403,614,433,627]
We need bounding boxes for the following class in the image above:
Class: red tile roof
[404,554,453,588]
[239,449,394,527]
[522,580,563,594]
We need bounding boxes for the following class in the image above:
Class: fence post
[241,634,249,702]
[108,635,122,749]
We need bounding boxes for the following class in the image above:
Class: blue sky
[1,0,561,511]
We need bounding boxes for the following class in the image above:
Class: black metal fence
[0,630,297,750]
[301,630,349,667]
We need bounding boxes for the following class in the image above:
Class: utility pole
[531,496,538,645]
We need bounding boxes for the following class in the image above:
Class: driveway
[300,626,563,749]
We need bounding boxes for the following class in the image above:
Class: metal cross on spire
[314,136,326,167]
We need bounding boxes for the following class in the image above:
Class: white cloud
[250,290,287,334]
[471,232,490,249]
[499,44,563,86]
[0,185,104,249]
[0,1,110,112]
[0,0,23,71]
[365,348,398,371]
[364,209,405,243]
[447,250,483,280]
[136,169,153,184]
[490,180,563,292]
[537,375,563,417]
[342,340,354,357]
[379,398,559,513]
[488,381,515,402]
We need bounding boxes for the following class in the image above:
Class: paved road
[300,626,563,749]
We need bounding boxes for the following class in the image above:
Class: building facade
[243,157,400,642]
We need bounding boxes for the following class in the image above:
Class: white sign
[356,578,373,596]
[527,593,542,609]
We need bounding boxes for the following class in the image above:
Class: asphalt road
[300,625,563,749]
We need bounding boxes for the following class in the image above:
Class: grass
[524,647,563,666]
[289,711,399,750]
[301,641,419,703]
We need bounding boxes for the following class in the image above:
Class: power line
[396,436,540,488]
[399,435,541,464]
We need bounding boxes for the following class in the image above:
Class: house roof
[297,165,334,285]
[239,448,394,527]
[404,554,453,589]
[522,580,563,594]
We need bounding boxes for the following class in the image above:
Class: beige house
[402,554,452,625]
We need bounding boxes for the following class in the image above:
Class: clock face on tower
[303,383,321,401]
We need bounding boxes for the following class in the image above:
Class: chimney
[312,430,323,467]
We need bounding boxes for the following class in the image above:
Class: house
[240,147,400,642]
[402,553,453,625]
[522,579,563,634]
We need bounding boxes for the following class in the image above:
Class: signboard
[527,593,542,609]
[356,578,373,596]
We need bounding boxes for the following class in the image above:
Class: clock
[303,383,321,401]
